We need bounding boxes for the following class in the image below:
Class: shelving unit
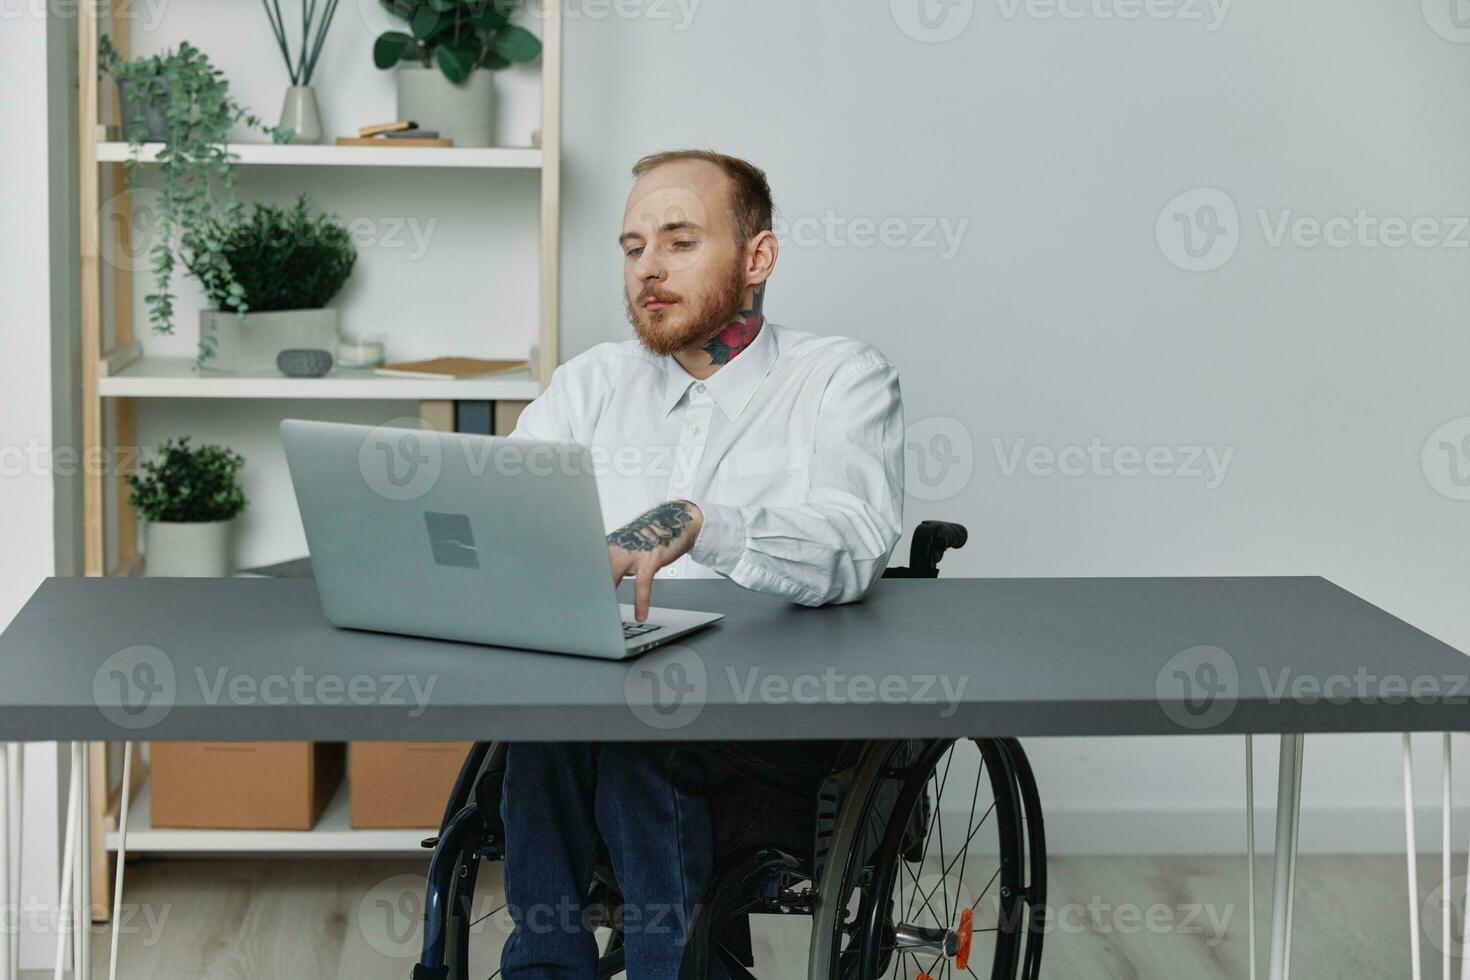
[95,140,543,169]
[104,784,427,855]
[99,356,542,401]
[75,0,563,917]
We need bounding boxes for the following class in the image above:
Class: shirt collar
[658,321,779,421]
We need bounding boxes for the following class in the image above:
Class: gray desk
[0,574,1464,980]
[0,575,1465,742]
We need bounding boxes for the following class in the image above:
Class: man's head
[619,150,778,359]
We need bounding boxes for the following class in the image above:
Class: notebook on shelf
[374,357,527,380]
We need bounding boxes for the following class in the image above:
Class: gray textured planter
[395,63,494,147]
[202,308,340,374]
[117,76,168,142]
[144,519,234,577]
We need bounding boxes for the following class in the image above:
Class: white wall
[555,0,1470,852]
[0,5,81,969]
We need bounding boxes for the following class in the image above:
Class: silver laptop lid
[280,419,629,657]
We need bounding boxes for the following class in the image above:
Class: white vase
[395,63,494,147]
[278,85,323,145]
[144,519,234,577]
[201,308,340,374]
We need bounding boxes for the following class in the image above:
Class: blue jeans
[498,741,841,980]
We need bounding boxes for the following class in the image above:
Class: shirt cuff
[687,499,746,575]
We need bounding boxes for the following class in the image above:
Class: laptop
[279,419,723,659]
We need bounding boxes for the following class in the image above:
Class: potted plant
[100,38,289,356]
[372,0,542,147]
[185,195,357,371]
[128,437,247,577]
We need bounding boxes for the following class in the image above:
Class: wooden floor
[30,854,1463,978]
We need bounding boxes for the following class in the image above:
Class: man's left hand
[607,500,704,622]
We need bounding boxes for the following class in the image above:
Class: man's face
[620,160,749,356]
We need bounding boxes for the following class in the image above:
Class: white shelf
[96,140,542,169]
[99,356,541,401]
[105,782,432,854]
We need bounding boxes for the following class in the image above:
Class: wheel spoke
[467,901,507,930]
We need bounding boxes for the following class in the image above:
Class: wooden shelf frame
[75,0,562,906]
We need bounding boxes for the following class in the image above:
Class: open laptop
[279,419,723,659]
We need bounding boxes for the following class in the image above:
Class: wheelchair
[412,522,1047,980]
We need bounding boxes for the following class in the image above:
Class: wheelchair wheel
[809,739,1034,980]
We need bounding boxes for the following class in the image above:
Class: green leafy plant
[372,0,542,83]
[127,437,247,523]
[185,195,357,313]
[99,37,289,351]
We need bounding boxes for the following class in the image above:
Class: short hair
[630,149,773,246]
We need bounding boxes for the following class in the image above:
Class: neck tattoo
[703,286,765,366]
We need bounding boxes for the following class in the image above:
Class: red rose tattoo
[704,310,764,365]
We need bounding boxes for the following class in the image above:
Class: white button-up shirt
[510,322,905,606]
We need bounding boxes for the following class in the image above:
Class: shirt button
[693,383,706,394]
[667,567,680,577]
[691,424,702,434]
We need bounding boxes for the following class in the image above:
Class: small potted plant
[185,194,357,371]
[100,37,289,350]
[128,437,247,577]
[372,0,542,147]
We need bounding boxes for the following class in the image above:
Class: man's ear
[746,229,779,288]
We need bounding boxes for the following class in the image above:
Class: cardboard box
[350,742,474,828]
[150,742,344,831]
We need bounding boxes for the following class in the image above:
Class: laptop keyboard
[622,621,661,639]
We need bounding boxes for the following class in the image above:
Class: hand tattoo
[608,500,696,552]
[703,286,765,365]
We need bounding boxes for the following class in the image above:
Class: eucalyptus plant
[372,0,542,83]
[100,37,289,360]
[185,195,357,313]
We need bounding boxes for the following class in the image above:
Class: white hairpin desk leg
[1442,733,1451,980]
[1403,733,1422,980]
[1267,733,1304,980]
[54,745,81,980]
[1,745,10,980]
[107,745,133,980]
[1246,735,1257,980]
[8,745,21,980]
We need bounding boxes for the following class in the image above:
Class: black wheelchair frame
[413,522,1048,980]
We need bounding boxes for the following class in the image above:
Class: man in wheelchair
[497,149,906,979]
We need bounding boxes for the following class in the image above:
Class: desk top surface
[0,575,1464,742]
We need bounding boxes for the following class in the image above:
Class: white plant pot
[395,62,494,148]
[201,308,340,374]
[144,519,234,577]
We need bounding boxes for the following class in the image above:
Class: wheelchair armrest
[906,520,968,577]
